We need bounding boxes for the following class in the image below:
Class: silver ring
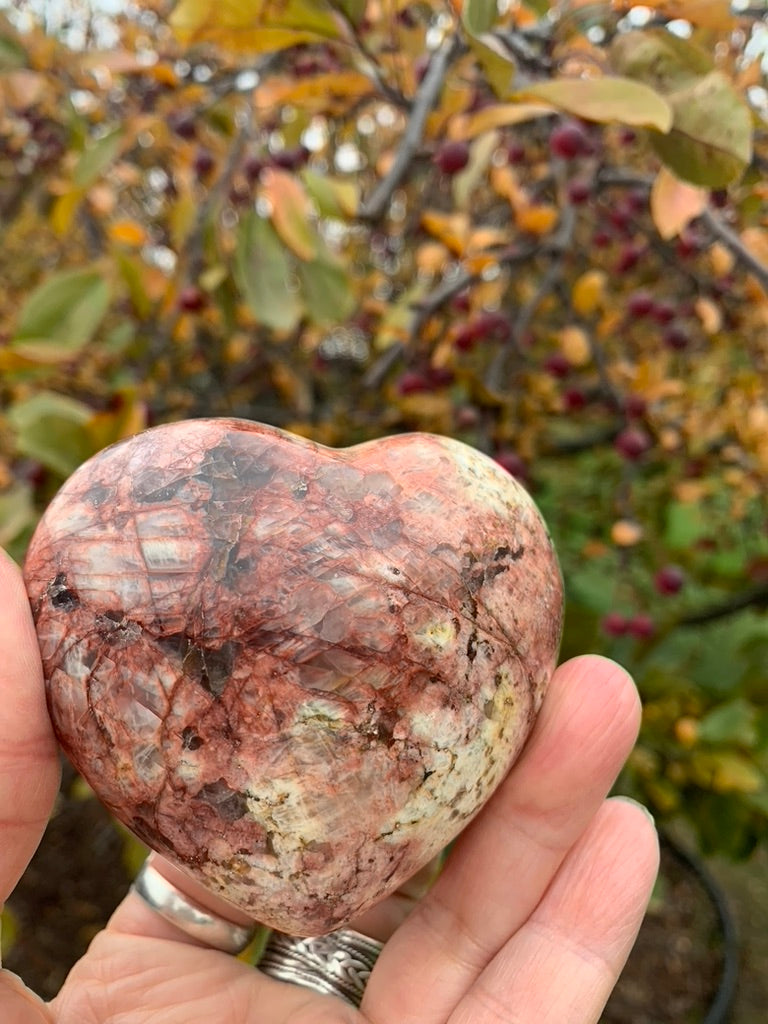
[259,929,384,1007]
[132,860,257,954]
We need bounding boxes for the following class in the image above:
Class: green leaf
[468,34,516,100]
[664,500,708,550]
[462,0,499,36]
[8,393,95,477]
[698,698,758,747]
[12,269,111,357]
[0,482,34,547]
[234,212,303,332]
[1,906,18,956]
[0,34,28,70]
[518,77,672,132]
[610,30,751,187]
[649,72,753,187]
[326,0,367,26]
[610,29,714,92]
[297,253,355,326]
[74,129,123,189]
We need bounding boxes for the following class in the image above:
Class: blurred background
[1,1,767,1020]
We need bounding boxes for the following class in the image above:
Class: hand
[0,547,658,1024]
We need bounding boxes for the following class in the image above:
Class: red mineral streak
[23,419,563,935]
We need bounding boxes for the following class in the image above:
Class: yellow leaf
[450,102,556,141]
[650,166,708,240]
[558,325,592,366]
[261,168,317,262]
[170,0,340,51]
[169,194,198,250]
[708,241,735,277]
[88,183,117,217]
[516,203,558,236]
[109,220,148,247]
[517,77,672,132]
[611,520,644,546]
[572,269,607,316]
[420,210,470,256]
[489,164,527,207]
[2,70,47,107]
[51,189,85,235]
[255,71,374,116]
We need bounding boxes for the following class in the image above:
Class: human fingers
[0,549,60,1022]
[362,655,642,1024]
[449,797,659,1024]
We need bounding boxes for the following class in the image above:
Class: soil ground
[4,769,768,1021]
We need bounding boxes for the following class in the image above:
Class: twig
[679,584,768,627]
[485,205,577,392]
[359,36,460,221]
[597,167,768,297]
[700,207,768,296]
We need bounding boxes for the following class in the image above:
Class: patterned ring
[259,929,385,1007]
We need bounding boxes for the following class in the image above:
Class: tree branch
[679,585,768,627]
[359,36,460,222]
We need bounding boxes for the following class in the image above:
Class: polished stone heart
[24,419,563,935]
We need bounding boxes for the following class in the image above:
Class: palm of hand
[0,551,657,1024]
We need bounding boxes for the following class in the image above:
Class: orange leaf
[260,168,317,262]
[694,296,723,335]
[651,167,708,240]
[450,102,556,141]
[558,325,592,366]
[572,270,607,316]
[108,220,148,247]
[515,204,558,236]
[420,211,470,256]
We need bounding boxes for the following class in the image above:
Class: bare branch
[699,207,768,296]
[359,36,460,222]
[680,585,768,627]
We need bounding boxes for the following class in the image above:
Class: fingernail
[614,795,656,826]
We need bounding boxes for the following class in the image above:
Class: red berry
[615,242,644,274]
[414,55,430,85]
[433,140,470,176]
[602,612,629,637]
[194,147,216,178]
[615,426,652,461]
[651,300,676,324]
[397,371,432,395]
[426,366,454,388]
[625,394,647,419]
[592,228,613,249]
[549,121,590,160]
[627,290,654,318]
[506,141,526,165]
[628,613,655,639]
[243,153,267,182]
[618,127,637,146]
[451,291,471,313]
[272,145,310,171]
[495,450,528,481]
[563,388,587,411]
[566,178,592,204]
[544,353,572,379]
[455,324,479,352]
[177,285,207,312]
[171,112,197,139]
[663,324,691,351]
[655,565,685,596]
[473,310,511,342]
[711,189,728,209]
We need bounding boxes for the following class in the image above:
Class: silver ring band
[132,860,256,954]
[259,929,384,1007]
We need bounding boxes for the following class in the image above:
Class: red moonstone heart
[23,419,563,935]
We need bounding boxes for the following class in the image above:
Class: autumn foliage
[2,0,768,857]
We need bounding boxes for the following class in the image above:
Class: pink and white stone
[23,419,563,935]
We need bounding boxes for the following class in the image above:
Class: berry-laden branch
[597,167,768,297]
[359,35,461,222]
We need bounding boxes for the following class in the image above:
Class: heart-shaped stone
[24,419,563,935]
